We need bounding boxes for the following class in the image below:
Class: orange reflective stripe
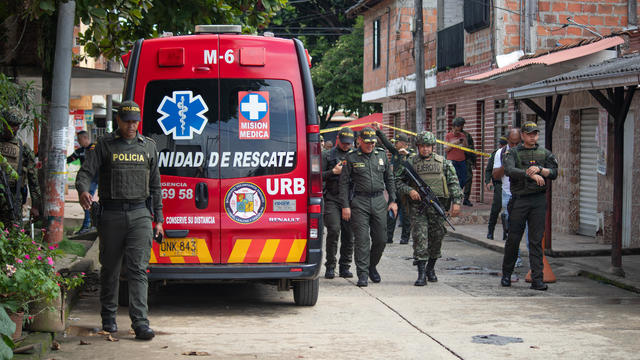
[228,239,251,263]
[258,239,280,263]
[286,239,306,262]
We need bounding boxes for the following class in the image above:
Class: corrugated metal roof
[509,53,640,99]
[465,36,625,82]
[346,0,383,17]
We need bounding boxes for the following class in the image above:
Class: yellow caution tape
[321,122,490,157]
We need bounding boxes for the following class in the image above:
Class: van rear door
[139,35,222,264]
[217,35,309,264]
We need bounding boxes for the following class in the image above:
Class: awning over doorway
[12,66,124,97]
[464,36,625,88]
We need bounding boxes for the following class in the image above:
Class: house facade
[348,0,639,245]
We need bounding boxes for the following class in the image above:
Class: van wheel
[118,280,129,307]
[293,278,319,306]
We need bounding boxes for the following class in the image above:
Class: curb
[448,231,640,293]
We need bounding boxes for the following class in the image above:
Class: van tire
[293,278,319,306]
[118,280,129,307]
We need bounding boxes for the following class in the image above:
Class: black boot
[339,264,353,278]
[530,279,548,291]
[486,228,494,240]
[324,267,335,279]
[501,273,511,287]
[414,260,427,286]
[369,266,381,283]
[357,273,368,287]
[426,258,438,282]
[501,213,508,241]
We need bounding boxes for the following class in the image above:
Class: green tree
[312,17,380,129]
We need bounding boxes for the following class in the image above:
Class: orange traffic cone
[525,235,556,283]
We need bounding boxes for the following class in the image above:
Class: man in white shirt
[492,128,526,267]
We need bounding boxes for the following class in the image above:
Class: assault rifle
[401,160,455,230]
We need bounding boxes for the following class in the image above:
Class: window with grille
[373,18,381,69]
[436,106,447,154]
[494,99,509,146]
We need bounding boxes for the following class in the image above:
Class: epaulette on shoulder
[144,136,156,144]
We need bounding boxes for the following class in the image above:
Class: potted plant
[0,223,84,333]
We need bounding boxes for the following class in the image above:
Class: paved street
[55,235,640,360]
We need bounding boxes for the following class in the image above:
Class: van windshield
[142,79,297,179]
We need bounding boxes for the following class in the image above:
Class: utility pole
[44,0,75,244]
[414,0,425,132]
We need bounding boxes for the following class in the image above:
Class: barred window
[436,106,447,154]
[494,99,509,146]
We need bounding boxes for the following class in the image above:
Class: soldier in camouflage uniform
[396,131,462,286]
[0,109,41,227]
[321,128,355,279]
[76,101,163,340]
[373,124,414,244]
[339,127,397,287]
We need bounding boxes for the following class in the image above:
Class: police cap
[522,121,540,133]
[337,127,355,144]
[118,100,142,121]
[394,132,409,143]
[499,136,508,145]
[359,127,377,143]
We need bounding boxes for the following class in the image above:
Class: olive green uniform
[76,131,163,328]
[396,153,462,261]
[339,147,396,277]
[0,138,41,226]
[502,143,558,283]
[322,147,354,271]
[375,129,414,243]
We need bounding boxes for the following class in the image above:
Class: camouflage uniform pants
[410,203,446,261]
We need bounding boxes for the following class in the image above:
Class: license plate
[159,238,198,257]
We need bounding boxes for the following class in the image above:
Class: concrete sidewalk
[449,224,640,293]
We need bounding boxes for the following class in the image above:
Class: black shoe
[399,238,409,244]
[338,265,353,278]
[414,260,427,286]
[530,280,548,291]
[102,320,118,333]
[75,227,91,235]
[501,274,511,287]
[486,231,494,240]
[386,239,393,243]
[324,267,335,279]
[463,199,473,206]
[426,258,438,282]
[369,266,381,283]
[356,273,368,287]
[133,325,155,340]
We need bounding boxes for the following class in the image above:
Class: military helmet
[415,131,437,145]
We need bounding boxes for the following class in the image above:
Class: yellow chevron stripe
[258,239,280,263]
[196,238,213,263]
[150,249,157,264]
[170,257,185,263]
[286,239,306,262]
[228,239,251,263]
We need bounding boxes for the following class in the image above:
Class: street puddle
[472,334,524,345]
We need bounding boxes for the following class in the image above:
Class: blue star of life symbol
[240,93,268,121]
[157,90,209,140]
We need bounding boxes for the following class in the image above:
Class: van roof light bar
[195,25,242,34]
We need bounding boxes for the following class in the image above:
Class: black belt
[512,192,545,199]
[354,191,383,198]
[101,200,147,211]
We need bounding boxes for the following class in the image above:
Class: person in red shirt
[445,117,468,190]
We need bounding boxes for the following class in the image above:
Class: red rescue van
[120,25,323,306]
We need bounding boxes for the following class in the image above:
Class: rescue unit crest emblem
[225,182,266,224]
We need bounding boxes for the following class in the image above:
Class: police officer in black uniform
[76,101,164,340]
[321,128,355,279]
[485,136,507,239]
[500,122,558,290]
